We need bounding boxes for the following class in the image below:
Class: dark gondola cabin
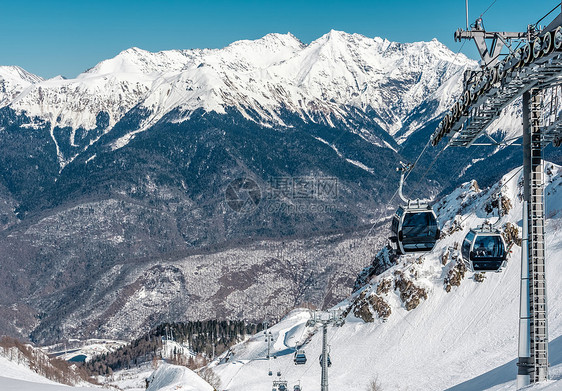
[391,204,440,254]
[462,227,507,272]
[273,381,288,391]
[294,350,307,365]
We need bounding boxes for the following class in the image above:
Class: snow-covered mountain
[3,163,562,391]
[0,32,485,345]
[146,364,214,391]
[205,163,562,391]
[3,31,556,347]
[0,66,43,107]
[1,31,473,168]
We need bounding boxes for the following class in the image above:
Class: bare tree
[285,256,315,307]
[199,368,221,390]
[366,376,382,391]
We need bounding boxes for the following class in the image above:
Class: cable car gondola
[462,224,507,272]
[390,164,440,254]
[293,349,307,365]
[318,353,332,367]
[273,380,288,391]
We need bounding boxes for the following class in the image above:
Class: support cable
[385,37,472,207]
[480,0,498,19]
[534,2,562,28]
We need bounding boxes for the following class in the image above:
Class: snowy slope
[104,364,155,391]
[146,363,214,391]
[1,32,474,168]
[0,378,99,391]
[0,354,61,384]
[208,164,562,391]
[0,355,98,391]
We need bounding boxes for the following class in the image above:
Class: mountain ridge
[0,31,474,170]
[2,32,556,346]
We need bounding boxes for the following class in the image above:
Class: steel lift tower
[307,310,344,391]
[431,3,562,388]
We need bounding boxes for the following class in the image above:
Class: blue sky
[0,0,557,78]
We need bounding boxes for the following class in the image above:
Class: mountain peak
[0,65,42,107]
[222,32,305,62]
[2,31,475,159]
[0,65,43,83]
[321,29,355,43]
[260,32,304,46]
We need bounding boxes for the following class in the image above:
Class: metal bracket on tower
[454,16,527,68]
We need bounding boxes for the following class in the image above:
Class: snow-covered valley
[1,163,561,390]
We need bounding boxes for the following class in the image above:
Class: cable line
[534,2,561,28]
[480,0,498,18]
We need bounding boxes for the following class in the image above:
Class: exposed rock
[441,249,450,266]
[474,273,486,283]
[394,271,428,311]
[485,194,512,216]
[444,256,467,292]
[503,222,521,246]
[376,278,392,295]
[348,291,391,322]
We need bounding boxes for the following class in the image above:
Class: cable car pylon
[429,3,562,387]
[306,310,344,391]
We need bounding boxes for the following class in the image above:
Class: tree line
[85,319,264,375]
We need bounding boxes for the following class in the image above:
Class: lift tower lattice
[429,4,562,388]
[306,310,344,391]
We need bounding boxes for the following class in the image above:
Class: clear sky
[0,0,558,79]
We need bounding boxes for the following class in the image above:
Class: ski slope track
[146,363,213,391]
[208,164,562,391]
[0,353,98,391]
[0,32,474,168]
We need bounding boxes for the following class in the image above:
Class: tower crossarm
[431,28,562,148]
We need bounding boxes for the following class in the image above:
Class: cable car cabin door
[462,229,507,272]
[469,233,506,272]
[396,208,439,254]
